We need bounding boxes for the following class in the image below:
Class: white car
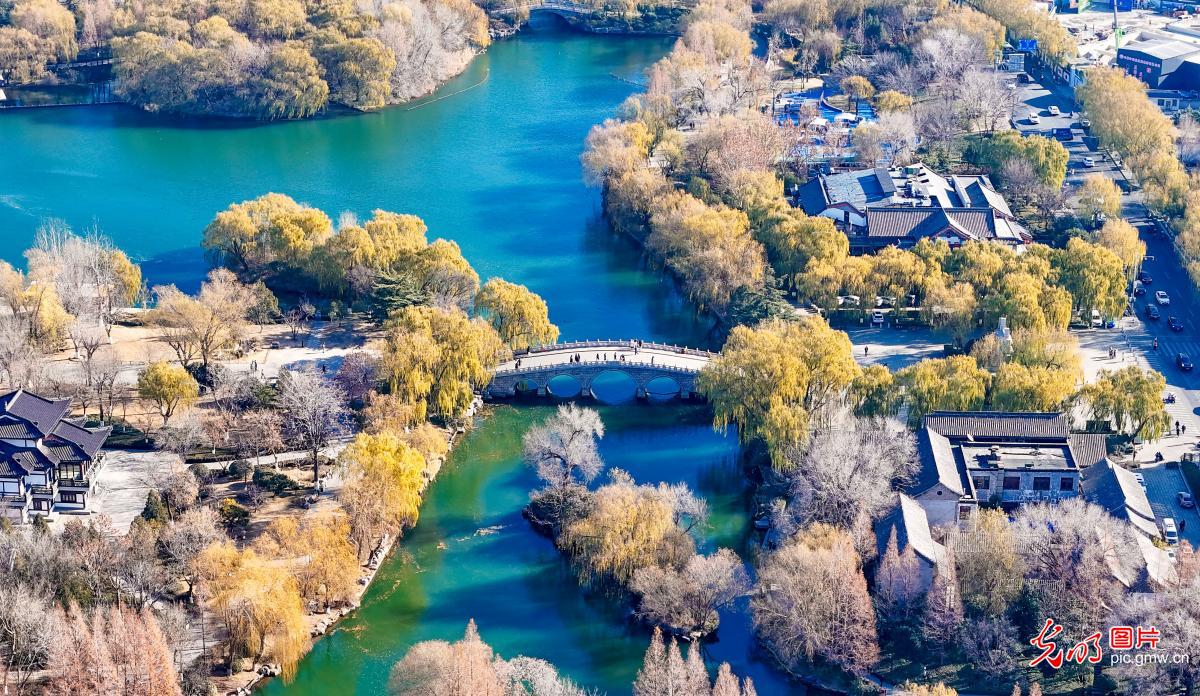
[1157,290,1171,306]
[1163,517,1180,545]
[1029,113,1041,124]
[1048,105,1061,116]
[1082,156,1096,167]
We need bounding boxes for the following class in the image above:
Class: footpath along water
[2,16,806,694]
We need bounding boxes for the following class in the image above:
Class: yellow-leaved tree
[558,471,694,590]
[137,361,199,426]
[255,513,361,610]
[698,316,859,468]
[376,305,507,422]
[196,541,308,681]
[338,431,428,559]
[475,278,559,350]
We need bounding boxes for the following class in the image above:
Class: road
[1012,70,1200,547]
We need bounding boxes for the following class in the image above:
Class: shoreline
[228,399,484,696]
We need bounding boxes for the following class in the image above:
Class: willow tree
[376,305,506,423]
[255,513,361,610]
[338,432,427,558]
[475,278,559,350]
[196,542,307,681]
[698,316,859,468]
[1081,366,1171,439]
[137,362,199,426]
[895,355,989,425]
[559,472,696,590]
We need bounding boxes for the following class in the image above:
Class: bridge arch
[546,374,582,398]
[484,339,714,404]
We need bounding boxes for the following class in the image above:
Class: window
[1060,477,1075,491]
[59,492,79,504]
[1003,476,1021,490]
[973,477,991,491]
[958,506,972,521]
[1033,477,1052,491]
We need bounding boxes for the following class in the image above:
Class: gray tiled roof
[0,390,109,480]
[1067,433,1108,470]
[875,493,946,565]
[924,412,1070,440]
[0,390,70,438]
[914,426,967,496]
[1082,460,1159,539]
[863,207,998,241]
[799,168,894,216]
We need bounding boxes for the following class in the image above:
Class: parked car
[1048,105,1061,116]
[1080,117,1092,129]
[1163,517,1180,545]
[1146,304,1161,320]
[1139,270,1153,284]
[1170,316,1185,332]
[1179,352,1194,371]
[1179,492,1195,508]
[1134,282,1147,297]
[871,310,885,326]
[1157,290,1171,305]
[1082,155,1096,167]
[1029,113,1041,124]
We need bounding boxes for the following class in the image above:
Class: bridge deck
[495,340,713,375]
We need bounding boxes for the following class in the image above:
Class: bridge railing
[493,360,704,377]
[512,339,718,359]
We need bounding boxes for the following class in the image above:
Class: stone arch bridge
[485,340,715,401]
[490,0,598,18]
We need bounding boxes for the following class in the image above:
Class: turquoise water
[1,18,802,694]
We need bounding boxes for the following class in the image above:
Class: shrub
[253,467,299,496]
[217,499,250,529]
[228,460,252,481]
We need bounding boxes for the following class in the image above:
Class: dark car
[1179,353,1194,371]
[1134,284,1147,296]
[1139,271,1153,284]
[1170,316,1185,332]
[1147,304,1161,320]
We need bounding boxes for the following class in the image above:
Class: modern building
[1116,38,1200,89]
[907,412,1108,527]
[795,163,1030,253]
[0,389,110,523]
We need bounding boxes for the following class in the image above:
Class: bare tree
[1013,498,1137,639]
[522,404,605,527]
[161,507,221,597]
[631,548,750,636]
[783,419,917,551]
[0,585,56,695]
[277,369,347,485]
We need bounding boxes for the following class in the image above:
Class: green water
[1,17,802,694]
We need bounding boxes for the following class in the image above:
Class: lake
[0,16,804,694]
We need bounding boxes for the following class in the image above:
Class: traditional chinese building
[0,389,110,523]
[907,412,1107,527]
